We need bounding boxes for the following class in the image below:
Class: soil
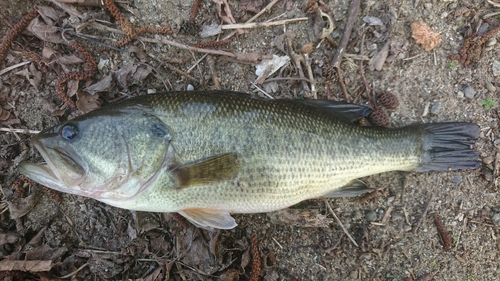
[0,0,499,280]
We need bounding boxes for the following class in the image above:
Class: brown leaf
[76,90,102,113]
[25,245,67,261]
[369,40,390,71]
[7,193,38,219]
[0,233,21,245]
[116,63,152,88]
[28,17,65,44]
[0,259,53,272]
[36,6,60,26]
[239,0,263,13]
[84,74,115,95]
[212,0,237,24]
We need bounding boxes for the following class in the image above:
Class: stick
[221,0,281,41]
[138,36,267,62]
[330,0,361,68]
[0,61,31,76]
[325,200,359,247]
[221,18,308,30]
[0,127,40,134]
[412,192,436,234]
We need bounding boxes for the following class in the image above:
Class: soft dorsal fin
[323,179,373,198]
[290,99,372,123]
[171,153,241,189]
[178,208,237,229]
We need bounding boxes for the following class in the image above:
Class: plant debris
[410,20,441,51]
[448,24,500,66]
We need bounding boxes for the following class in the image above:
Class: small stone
[187,84,194,91]
[478,23,490,34]
[365,210,377,222]
[450,175,462,184]
[440,11,448,19]
[482,156,494,165]
[424,3,433,10]
[456,91,464,98]
[403,225,412,232]
[430,101,441,114]
[486,37,497,47]
[448,2,457,9]
[493,60,500,77]
[492,213,500,225]
[463,86,475,99]
[493,139,500,148]
[353,210,363,220]
[147,89,156,94]
[485,82,496,93]
[331,31,341,39]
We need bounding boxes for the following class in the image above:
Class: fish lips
[19,138,87,195]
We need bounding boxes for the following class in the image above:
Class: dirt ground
[0,0,499,280]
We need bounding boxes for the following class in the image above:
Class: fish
[19,91,480,229]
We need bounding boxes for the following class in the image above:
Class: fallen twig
[412,192,436,234]
[330,0,361,68]
[206,55,220,89]
[326,200,359,247]
[0,128,40,134]
[221,18,308,30]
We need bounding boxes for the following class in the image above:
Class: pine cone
[377,91,399,109]
[322,65,337,81]
[180,19,200,36]
[369,107,390,127]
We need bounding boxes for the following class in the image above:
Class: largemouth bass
[19,91,480,229]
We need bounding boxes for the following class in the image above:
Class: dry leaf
[36,6,60,26]
[76,91,102,113]
[212,0,237,24]
[411,20,441,51]
[369,40,391,71]
[25,245,67,261]
[7,193,38,219]
[0,259,52,272]
[363,16,384,27]
[28,17,65,44]
[239,0,263,13]
[0,233,21,245]
[255,55,290,84]
[84,74,115,95]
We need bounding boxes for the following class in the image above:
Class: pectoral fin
[171,153,241,189]
[178,208,237,230]
[323,179,372,198]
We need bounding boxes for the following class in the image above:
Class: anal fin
[323,179,372,198]
[178,208,237,230]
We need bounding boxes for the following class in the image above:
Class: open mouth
[18,138,86,195]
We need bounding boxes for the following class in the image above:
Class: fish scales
[107,93,420,211]
[19,91,479,229]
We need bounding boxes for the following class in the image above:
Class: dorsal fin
[289,100,372,123]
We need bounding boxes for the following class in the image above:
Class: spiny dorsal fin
[171,153,241,188]
[323,179,372,198]
[289,100,372,123]
[178,208,237,229]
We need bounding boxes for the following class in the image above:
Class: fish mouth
[19,138,87,195]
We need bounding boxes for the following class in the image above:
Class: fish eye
[60,124,79,140]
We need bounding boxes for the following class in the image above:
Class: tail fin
[416,123,480,172]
